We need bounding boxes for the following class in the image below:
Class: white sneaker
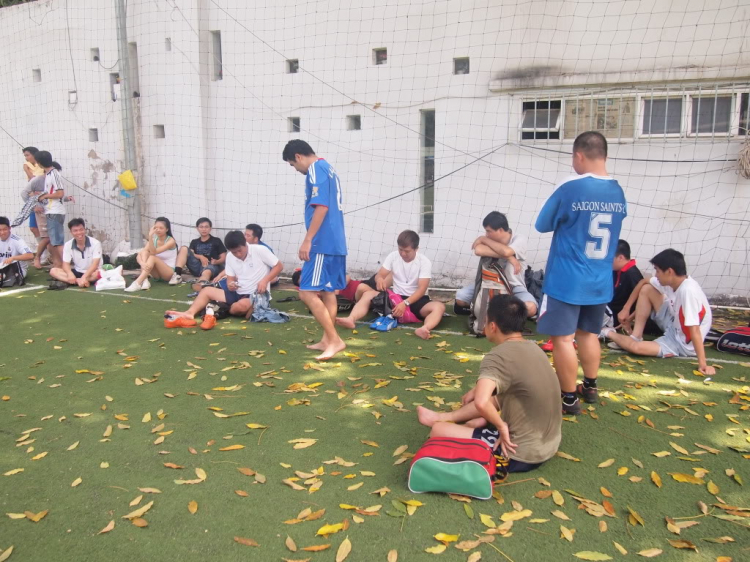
[124,281,142,292]
[142,278,151,290]
[599,327,615,340]
[168,273,182,285]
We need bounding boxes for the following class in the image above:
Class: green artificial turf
[1,269,748,562]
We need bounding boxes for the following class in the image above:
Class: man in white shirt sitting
[0,216,34,288]
[357,230,445,339]
[48,218,102,290]
[165,230,283,331]
[602,248,715,376]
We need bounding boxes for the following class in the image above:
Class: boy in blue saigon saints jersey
[283,140,348,361]
[535,131,627,415]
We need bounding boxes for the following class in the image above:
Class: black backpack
[0,262,26,289]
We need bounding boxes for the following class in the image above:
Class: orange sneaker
[200,314,217,331]
[164,316,197,329]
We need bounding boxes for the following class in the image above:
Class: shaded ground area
[1,269,749,561]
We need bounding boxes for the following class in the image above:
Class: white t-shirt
[225,243,279,295]
[503,232,528,289]
[43,169,65,215]
[63,236,102,273]
[650,276,712,354]
[0,233,32,276]
[381,251,432,296]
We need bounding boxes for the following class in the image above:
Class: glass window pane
[740,93,749,136]
[691,95,731,133]
[643,98,682,134]
[521,109,560,130]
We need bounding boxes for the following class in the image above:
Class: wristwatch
[404,300,411,307]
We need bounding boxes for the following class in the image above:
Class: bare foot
[335,317,356,329]
[416,405,442,427]
[306,340,327,351]
[465,417,488,429]
[166,310,193,319]
[33,258,42,269]
[415,327,431,340]
[316,339,346,361]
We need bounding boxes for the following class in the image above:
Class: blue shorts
[300,253,346,292]
[28,212,37,229]
[186,251,223,278]
[223,288,250,307]
[46,214,65,246]
[536,294,606,336]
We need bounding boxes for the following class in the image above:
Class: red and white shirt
[650,276,712,354]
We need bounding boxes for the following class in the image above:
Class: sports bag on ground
[468,257,511,336]
[0,261,26,288]
[716,327,750,356]
[408,437,496,499]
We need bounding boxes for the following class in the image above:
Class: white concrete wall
[1,0,748,296]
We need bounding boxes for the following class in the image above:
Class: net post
[114,0,142,251]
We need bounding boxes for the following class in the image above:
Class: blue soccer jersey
[305,159,347,256]
[535,173,627,305]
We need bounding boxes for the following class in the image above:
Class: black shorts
[73,270,84,279]
[223,289,250,307]
[471,425,543,477]
[362,275,377,291]
[398,294,431,319]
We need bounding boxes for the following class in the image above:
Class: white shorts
[650,299,695,358]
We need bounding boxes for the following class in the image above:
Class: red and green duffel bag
[407,437,496,500]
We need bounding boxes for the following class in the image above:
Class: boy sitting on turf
[48,218,102,289]
[165,230,283,330]
[0,216,34,288]
[602,248,715,375]
[417,294,562,473]
[170,217,226,290]
[343,230,444,339]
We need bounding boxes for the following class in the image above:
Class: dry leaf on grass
[573,553,612,561]
[335,537,352,562]
[97,521,115,535]
[233,537,259,547]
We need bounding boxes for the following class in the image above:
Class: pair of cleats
[164,314,217,330]
[562,383,599,415]
[124,278,151,292]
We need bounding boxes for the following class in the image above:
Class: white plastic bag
[96,265,126,291]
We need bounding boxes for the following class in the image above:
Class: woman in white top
[125,217,177,292]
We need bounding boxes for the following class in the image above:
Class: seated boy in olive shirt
[417,294,562,475]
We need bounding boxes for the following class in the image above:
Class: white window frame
[519,99,562,139]
[637,94,685,139]
[739,92,750,136]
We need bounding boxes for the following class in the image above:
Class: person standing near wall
[283,139,348,361]
[21,147,43,240]
[535,132,627,415]
[34,151,66,269]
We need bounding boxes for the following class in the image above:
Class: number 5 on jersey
[585,212,612,259]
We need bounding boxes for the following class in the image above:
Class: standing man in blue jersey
[535,132,627,415]
[283,140,348,360]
